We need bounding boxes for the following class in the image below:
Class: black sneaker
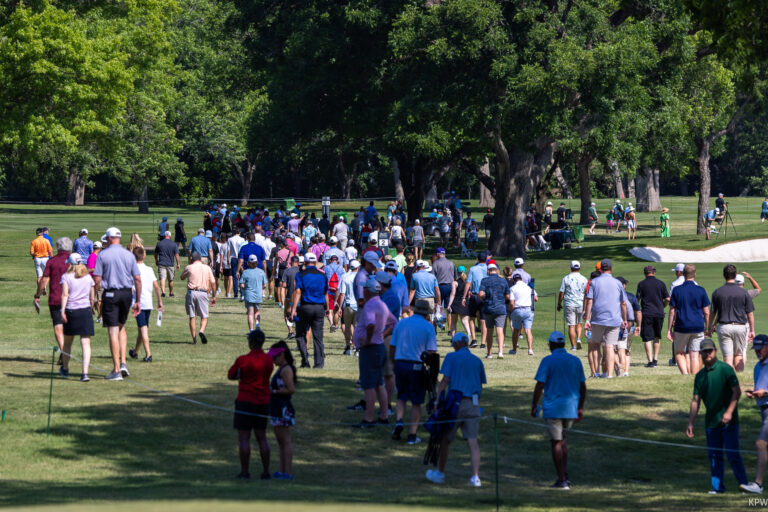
[377,418,389,425]
[80,374,90,382]
[644,361,654,368]
[161,293,166,298]
[57,354,63,366]
[392,422,404,440]
[343,348,351,356]
[129,349,139,360]
[236,472,250,480]
[347,400,366,411]
[143,356,152,363]
[169,293,175,297]
[287,332,295,339]
[353,420,377,429]
[300,362,310,368]
[407,434,423,445]
[551,479,570,490]
[652,360,658,367]
[479,344,486,349]
[668,358,675,366]
[260,472,271,480]
[469,339,478,348]
[199,332,208,345]
[58,367,69,379]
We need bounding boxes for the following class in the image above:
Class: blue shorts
[136,309,152,328]
[245,302,261,311]
[358,343,386,390]
[510,308,534,329]
[394,361,427,405]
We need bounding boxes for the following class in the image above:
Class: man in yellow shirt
[30,228,53,288]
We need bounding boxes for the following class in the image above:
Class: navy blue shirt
[238,242,266,269]
[670,280,710,333]
[479,274,509,316]
[295,266,328,305]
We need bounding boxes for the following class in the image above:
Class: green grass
[1,197,768,511]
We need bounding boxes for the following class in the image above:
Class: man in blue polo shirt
[291,252,328,369]
[188,228,213,265]
[668,264,710,375]
[409,260,441,313]
[427,333,486,487]
[532,331,586,490]
[584,259,627,378]
[237,233,266,275]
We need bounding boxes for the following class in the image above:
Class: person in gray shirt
[432,247,457,310]
[93,227,141,381]
[707,264,755,372]
[154,231,180,297]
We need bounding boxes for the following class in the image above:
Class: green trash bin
[336,211,348,221]
[285,198,296,211]
[572,225,584,243]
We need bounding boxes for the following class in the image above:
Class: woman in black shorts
[448,266,471,339]
[228,330,273,480]
[59,253,95,381]
[267,340,297,480]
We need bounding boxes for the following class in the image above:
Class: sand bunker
[630,239,768,263]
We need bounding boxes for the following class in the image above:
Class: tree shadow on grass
[0,369,747,511]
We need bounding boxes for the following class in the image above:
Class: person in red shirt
[35,237,73,355]
[228,329,274,480]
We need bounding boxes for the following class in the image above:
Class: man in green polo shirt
[686,338,748,494]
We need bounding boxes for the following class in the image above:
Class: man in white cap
[291,252,329,368]
[409,260,441,316]
[511,257,531,285]
[427,332,486,487]
[240,254,267,332]
[188,227,213,265]
[73,228,93,261]
[704,207,720,240]
[588,202,598,234]
[613,199,623,233]
[479,261,510,358]
[337,259,360,355]
[287,212,300,234]
[353,278,397,427]
[332,215,349,249]
[323,236,347,268]
[625,204,636,240]
[557,261,587,350]
[736,272,761,299]
[344,238,358,263]
[93,227,142,380]
[355,251,382,308]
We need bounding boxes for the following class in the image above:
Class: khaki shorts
[343,306,356,326]
[445,398,481,441]
[546,418,574,441]
[158,266,174,281]
[564,306,583,326]
[186,290,209,318]
[616,334,631,353]
[717,323,748,357]
[591,324,619,346]
[673,331,704,353]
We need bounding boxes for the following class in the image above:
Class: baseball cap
[267,346,286,358]
[369,235,378,243]
[416,259,427,268]
[457,265,466,273]
[93,241,102,249]
[436,247,446,254]
[106,227,121,238]
[451,332,469,345]
[363,252,383,268]
[80,228,88,235]
[673,263,685,272]
[700,339,716,351]
[222,203,227,208]
[514,257,524,267]
[162,216,168,221]
[339,216,344,221]
[198,228,205,234]
[350,260,361,269]
[205,230,213,237]
[290,255,300,263]
[164,230,172,237]
[600,258,612,270]
[348,239,354,246]
[735,274,745,284]
[595,262,601,270]
[298,255,305,264]
[644,265,656,274]
[177,216,183,222]
[425,265,433,272]
[570,260,580,269]
[364,278,382,293]
[616,276,628,286]
[329,236,338,243]
[753,334,768,350]
[546,201,552,205]
[385,261,399,271]
[375,272,392,285]
[305,252,317,263]
[616,199,621,203]
[487,262,498,270]
[548,331,566,344]
[66,253,82,265]
[248,254,258,263]
[290,212,298,217]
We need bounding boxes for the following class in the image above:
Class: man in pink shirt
[353,278,397,427]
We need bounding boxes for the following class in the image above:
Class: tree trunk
[611,164,625,198]
[554,166,572,198]
[478,158,495,208]
[636,166,662,212]
[337,151,355,200]
[393,159,405,203]
[626,175,636,201]
[66,168,85,206]
[577,154,594,224]
[535,152,561,213]
[397,154,430,221]
[240,160,255,207]
[138,185,149,214]
[490,134,557,257]
[696,137,712,235]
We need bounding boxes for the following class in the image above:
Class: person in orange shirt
[30,228,53,288]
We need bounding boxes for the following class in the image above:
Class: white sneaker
[469,475,481,488]
[426,469,445,484]
[485,354,494,359]
[741,482,764,494]
[622,372,629,377]
[528,349,534,356]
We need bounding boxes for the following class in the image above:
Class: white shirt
[390,225,404,240]
[227,235,243,260]
[510,281,537,308]
[134,263,157,310]
[669,275,697,294]
[260,237,276,259]
[332,222,348,239]
[254,233,266,245]
[219,242,231,269]
[345,246,358,262]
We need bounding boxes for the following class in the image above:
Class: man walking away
[30,227,53,288]
[583,259,628,378]
[557,261,587,351]
[432,247,457,313]
[636,265,669,368]
[337,260,360,355]
[708,264,755,372]
[155,231,180,297]
[426,333,486,487]
[742,335,768,494]
[532,331,586,490]
[509,273,538,356]
[291,253,328,368]
[479,262,509,359]
[668,264,709,375]
[93,228,141,380]
[34,237,72,355]
[181,252,216,345]
[686,339,748,494]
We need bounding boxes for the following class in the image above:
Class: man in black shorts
[635,265,669,368]
[281,256,301,338]
[93,227,141,381]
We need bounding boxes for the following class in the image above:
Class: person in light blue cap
[742,334,768,494]
[531,330,586,490]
